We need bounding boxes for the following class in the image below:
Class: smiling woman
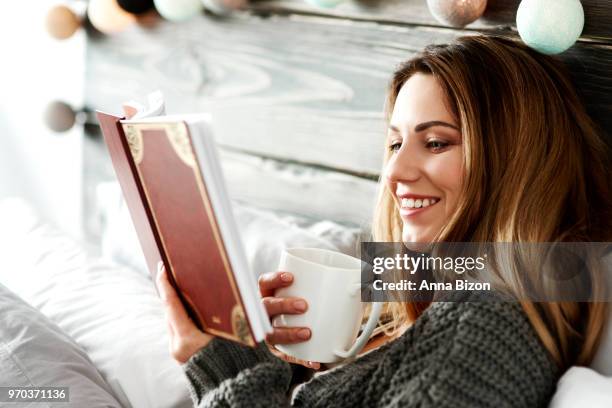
[374,35,612,370]
[385,73,464,243]
[157,34,612,408]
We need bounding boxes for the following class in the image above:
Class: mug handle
[333,300,383,359]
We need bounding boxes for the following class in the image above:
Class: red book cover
[96,112,255,346]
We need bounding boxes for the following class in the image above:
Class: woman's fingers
[262,296,308,317]
[156,262,213,363]
[156,263,195,337]
[258,271,293,297]
[259,272,312,347]
[266,326,311,345]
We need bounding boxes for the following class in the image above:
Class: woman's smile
[397,194,440,218]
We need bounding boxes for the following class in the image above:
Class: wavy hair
[372,35,612,369]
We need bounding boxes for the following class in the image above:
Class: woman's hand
[259,271,321,370]
[156,263,214,364]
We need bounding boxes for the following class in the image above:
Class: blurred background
[1,0,609,246]
[0,1,84,239]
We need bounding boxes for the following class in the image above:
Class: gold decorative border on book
[120,121,248,344]
[166,123,196,168]
[123,124,144,164]
[231,304,253,346]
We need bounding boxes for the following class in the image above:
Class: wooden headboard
[83,0,612,240]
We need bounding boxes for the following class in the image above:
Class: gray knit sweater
[183,299,559,407]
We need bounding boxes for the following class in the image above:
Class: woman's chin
[402,226,436,244]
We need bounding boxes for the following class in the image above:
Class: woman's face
[385,73,463,243]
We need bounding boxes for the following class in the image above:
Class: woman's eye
[389,142,402,153]
[426,140,449,151]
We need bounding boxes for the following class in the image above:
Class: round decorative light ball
[201,0,247,15]
[117,0,155,14]
[304,0,345,9]
[426,0,487,28]
[517,0,584,55]
[87,0,136,34]
[154,0,203,21]
[46,5,81,40]
[44,101,76,133]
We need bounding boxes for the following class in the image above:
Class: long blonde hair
[373,35,612,369]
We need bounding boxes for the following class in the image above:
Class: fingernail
[293,300,307,311]
[157,261,163,274]
[297,328,310,340]
[280,273,292,282]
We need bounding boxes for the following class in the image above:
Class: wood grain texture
[85,14,435,176]
[563,44,612,141]
[86,12,612,177]
[83,132,378,237]
[219,149,378,226]
[84,8,612,236]
[249,0,612,40]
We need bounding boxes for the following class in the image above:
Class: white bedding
[0,282,123,407]
[2,196,612,408]
[0,195,362,408]
[95,181,362,277]
[549,367,612,407]
[0,198,191,408]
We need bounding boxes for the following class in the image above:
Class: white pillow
[95,181,362,277]
[0,198,191,408]
[590,251,612,376]
[592,319,612,376]
[549,366,612,407]
[0,283,123,407]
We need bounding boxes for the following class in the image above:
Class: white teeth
[400,197,438,209]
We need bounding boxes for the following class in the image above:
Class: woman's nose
[385,146,422,184]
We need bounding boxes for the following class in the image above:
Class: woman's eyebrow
[388,121,459,134]
[414,121,459,132]
[388,125,401,134]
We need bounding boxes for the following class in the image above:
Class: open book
[96,97,271,346]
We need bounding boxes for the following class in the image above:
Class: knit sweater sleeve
[183,337,294,407]
[183,300,559,408]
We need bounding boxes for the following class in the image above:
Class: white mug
[273,248,383,363]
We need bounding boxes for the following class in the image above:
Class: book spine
[96,112,170,286]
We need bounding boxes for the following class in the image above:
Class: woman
[157,35,612,407]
